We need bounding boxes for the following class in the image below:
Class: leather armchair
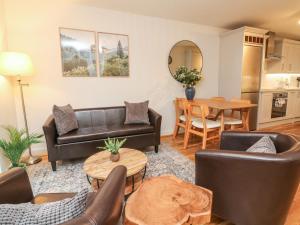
[195,131,300,225]
[0,166,127,225]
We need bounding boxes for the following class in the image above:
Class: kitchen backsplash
[261,73,300,89]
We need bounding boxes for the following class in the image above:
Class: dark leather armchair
[0,165,127,225]
[195,131,300,225]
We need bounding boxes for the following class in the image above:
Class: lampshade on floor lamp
[0,52,41,165]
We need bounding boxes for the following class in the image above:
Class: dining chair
[224,98,251,131]
[207,96,226,120]
[173,98,189,139]
[184,102,221,149]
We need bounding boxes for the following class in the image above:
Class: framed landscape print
[60,28,97,77]
[98,32,129,77]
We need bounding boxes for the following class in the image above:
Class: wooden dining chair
[224,98,251,131]
[173,98,189,139]
[184,102,221,149]
[207,96,226,120]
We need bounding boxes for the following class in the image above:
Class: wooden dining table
[192,98,257,132]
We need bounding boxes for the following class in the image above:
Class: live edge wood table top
[83,148,147,180]
[125,175,213,225]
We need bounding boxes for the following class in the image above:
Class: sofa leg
[51,161,57,171]
[155,145,159,153]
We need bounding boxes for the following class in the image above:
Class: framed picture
[59,28,97,77]
[98,32,129,77]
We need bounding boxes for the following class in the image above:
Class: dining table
[192,98,257,132]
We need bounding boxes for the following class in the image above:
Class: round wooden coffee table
[125,175,213,225]
[83,148,147,195]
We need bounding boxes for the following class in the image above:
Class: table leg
[220,110,225,134]
[86,175,92,185]
[245,109,250,131]
[142,166,147,180]
[132,176,135,193]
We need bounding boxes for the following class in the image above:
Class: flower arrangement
[173,66,202,87]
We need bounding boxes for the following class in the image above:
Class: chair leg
[51,161,57,171]
[173,125,180,139]
[202,132,207,149]
[183,130,190,149]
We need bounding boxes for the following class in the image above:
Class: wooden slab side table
[125,175,213,225]
[83,148,147,195]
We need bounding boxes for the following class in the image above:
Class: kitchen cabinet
[258,92,273,123]
[267,39,300,74]
[287,91,297,118]
[259,90,300,126]
[296,91,300,118]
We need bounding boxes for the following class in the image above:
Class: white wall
[218,28,244,99]
[0,0,17,171]
[4,0,222,154]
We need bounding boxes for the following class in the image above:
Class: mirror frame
[168,40,203,77]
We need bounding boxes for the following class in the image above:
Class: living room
[0,0,299,224]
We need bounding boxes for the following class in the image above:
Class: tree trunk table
[83,148,147,195]
[125,175,213,225]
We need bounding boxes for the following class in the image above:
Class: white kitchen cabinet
[287,91,297,118]
[258,92,273,123]
[267,39,300,74]
[295,91,300,118]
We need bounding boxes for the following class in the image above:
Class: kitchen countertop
[260,87,300,92]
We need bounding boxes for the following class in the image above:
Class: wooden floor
[161,122,300,225]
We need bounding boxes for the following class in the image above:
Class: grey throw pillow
[246,136,277,154]
[0,188,88,225]
[53,104,78,136]
[124,101,150,125]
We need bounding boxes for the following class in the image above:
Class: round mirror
[168,40,203,77]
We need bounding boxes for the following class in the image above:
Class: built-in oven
[271,92,288,119]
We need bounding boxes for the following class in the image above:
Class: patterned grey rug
[27,143,195,195]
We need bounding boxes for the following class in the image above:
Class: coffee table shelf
[83,148,148,195]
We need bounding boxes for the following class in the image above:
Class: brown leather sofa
[43,106,162,171]
[195,131,300,225]
[0,165,127,225]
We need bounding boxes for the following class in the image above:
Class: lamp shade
[0,52,34,76]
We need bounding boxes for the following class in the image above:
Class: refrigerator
[241,44,263,130]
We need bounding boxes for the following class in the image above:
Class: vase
[110,152,120,162]
[185,86,195,100]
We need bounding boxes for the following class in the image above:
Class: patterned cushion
[246,136,277,154]
[124,101,150,125]
[53,104,78,136]
[0,188,88,225]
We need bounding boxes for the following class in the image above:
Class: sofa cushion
[57,124,154,145]
[53,104,78,136]
[246,136,277,154]
[124,101,150,125]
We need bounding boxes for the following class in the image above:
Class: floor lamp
[0,52,41,164]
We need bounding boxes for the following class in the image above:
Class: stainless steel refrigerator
[241,44,263,130]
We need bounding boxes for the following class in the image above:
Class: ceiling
[72,0,300,40]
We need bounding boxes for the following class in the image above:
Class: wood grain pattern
[163,122,300,225]
[125,175,212,225]
[83,148,147,179]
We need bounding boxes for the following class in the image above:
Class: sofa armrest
[42,115,58,160]
[148,108,162,143]
[220,131,280,151]
[0,168,34,204]
[195,150,298,225]
[62,166,127,225]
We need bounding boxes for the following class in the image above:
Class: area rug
[27,143,195,195]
